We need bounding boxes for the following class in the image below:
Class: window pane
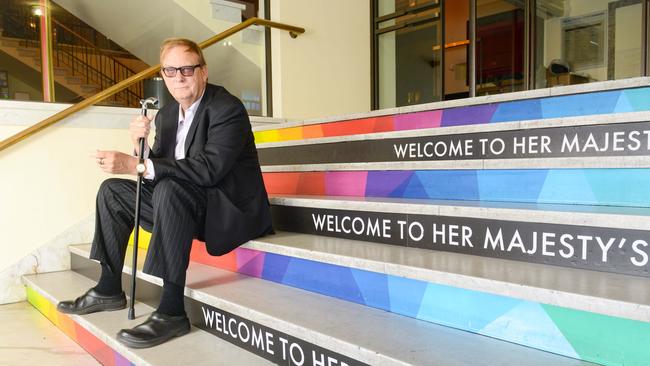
[476,0,525,96]
[377,0,439,18]
[535,0,643,88]
[378,21,442,108]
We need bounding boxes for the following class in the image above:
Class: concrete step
[53,66,68,76]
[249,116,287,126]
[17,48,39,58]
[61,245,593,366]
[79,84,100,93]
[195,233,650,366]
[267,195,650,278]
[234,231,650,321]
[0,37,22,48]
[65,75,86,85]
[22,271,273,366]
[252,78,650,145]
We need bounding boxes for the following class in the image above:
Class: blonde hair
[159,38,206,65]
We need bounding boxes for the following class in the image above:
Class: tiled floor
[0,301,99,366]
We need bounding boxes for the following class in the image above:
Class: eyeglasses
[161,64,202,77]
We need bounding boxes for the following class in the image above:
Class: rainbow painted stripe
[263,168,650,207]
[254,87,650,144]
[189,242,650,366]
[26,286,134,366]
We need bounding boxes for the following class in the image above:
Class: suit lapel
[183,85,212,156]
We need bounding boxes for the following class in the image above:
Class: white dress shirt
[143,93,204,179]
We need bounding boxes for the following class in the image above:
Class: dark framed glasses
[161,64,202,77]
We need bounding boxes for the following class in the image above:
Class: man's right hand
[129,115,152,155]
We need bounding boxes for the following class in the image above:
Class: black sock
[93,263,122,296]
[157,279,185,316]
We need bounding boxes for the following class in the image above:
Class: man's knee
[152,178,186,204]
[97,178,131,201]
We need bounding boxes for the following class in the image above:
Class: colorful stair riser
[26,286,134,366]
[254,87,650,144]
[263,168,650,207]
[187,242,650,366]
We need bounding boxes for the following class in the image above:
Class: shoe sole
[57,300,127,315]
[117,324,191,349]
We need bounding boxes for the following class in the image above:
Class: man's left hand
[94,150,138,175]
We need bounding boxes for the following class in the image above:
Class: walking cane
[129,97,159,320]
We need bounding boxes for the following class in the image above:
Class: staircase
[1,37,92,98]
[22,77,650,365]
[0,2,148,107]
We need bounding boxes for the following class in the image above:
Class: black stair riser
[259,121,650,165]
[71,253,369,366]
[271,205,650,278]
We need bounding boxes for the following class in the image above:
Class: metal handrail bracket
[0,17,304,152]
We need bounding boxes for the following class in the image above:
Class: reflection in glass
[476,0,525,96]
[379,7,440,29]
[443,0,468,100]
[378,19,441,108]
[535,0,642,88]
[0,0,267,115]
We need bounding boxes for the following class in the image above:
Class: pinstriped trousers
[89,177,206,286]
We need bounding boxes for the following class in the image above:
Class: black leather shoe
[116,312,190,348]
[57,288,127,315]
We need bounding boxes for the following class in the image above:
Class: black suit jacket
[148,83,273,255]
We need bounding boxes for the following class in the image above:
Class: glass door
[374,0,443,109]
[476,0,525,96]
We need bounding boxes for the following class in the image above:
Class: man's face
[160,46,207,108]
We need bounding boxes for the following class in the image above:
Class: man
[57,38,273,349]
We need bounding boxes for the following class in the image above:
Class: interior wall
[0,101,151,276]
[270,0,371,120]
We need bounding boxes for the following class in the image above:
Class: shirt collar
[177,91,205,124]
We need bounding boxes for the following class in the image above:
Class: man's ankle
[93,263,122,296]
[156,279,185,316]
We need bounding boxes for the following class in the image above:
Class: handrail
[0,17,304,152]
